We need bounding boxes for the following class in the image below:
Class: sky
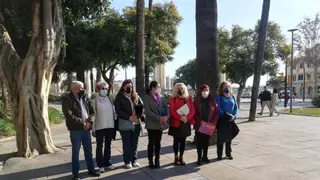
[110,0,320,87]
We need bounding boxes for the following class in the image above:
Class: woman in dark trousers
[216,81,239,160]
[168,83,195,165]
[194,84,219,165]
[143,81,169,168]
[114,79,144,169]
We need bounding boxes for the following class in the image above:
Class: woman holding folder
[168,83,195,165]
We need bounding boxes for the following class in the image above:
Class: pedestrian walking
[258,87,272,116]
[271,88,280,116]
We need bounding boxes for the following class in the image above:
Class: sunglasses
[101,88,108,90]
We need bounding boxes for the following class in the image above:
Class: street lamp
[288,28,299,113]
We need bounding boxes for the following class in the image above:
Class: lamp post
[284,57,288,107]
[288,28,299,113]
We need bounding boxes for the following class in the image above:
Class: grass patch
[0,118,15,136]
[48,107,63,125]
[281,108,320,117]
[0,107,62,137]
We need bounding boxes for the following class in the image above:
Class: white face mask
[155,88,161,94]
[202,91,209,98]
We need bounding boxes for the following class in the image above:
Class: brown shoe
[174,156,180,165]
[179,156,186,165]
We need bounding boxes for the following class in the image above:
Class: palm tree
[135,0,145,95]
[195,0,219,145]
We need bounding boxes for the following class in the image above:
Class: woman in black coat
[114,79,143,169]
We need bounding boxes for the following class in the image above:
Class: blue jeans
[119,125,140,164]
[70,130,95,175]
[95,128,115,168]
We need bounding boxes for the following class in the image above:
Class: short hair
[218,81,232,94]
[96,81,109,90]
[71,81,84,90]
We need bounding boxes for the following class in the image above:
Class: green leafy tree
[266,76,283,89]
[175,60,197,89]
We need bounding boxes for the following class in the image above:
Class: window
[292,75,296,81]
[307,63,311,68]
[298,75,304,81]
[307,74,311,80]
[300,63,303,69]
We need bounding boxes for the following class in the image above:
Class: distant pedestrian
[91,82,117,173]
[62,81,100,180]
[258,87,272,116]
[271,88,280,116]
[258,91,263,107]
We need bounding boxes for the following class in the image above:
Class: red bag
[198,121,216,136]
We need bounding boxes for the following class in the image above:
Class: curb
[0,136,15,143]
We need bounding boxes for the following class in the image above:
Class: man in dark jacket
[258,86,272,116]
[62,81,100,180]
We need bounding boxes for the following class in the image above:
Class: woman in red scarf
[168,83,195,165]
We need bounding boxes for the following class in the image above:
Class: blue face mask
[224,87,230,94]
[100,90,108,97]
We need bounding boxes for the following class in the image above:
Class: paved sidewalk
[1,110,320,179]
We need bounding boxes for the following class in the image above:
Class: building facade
[153,64,166,89]
[287,61,320,98]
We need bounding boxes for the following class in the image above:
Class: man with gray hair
[62,81,100,180]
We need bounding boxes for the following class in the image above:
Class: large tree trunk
[76,68,85,84]
[195,0,220,146]
[96,68,102,83]
[196,0,220,94]
[135,0,145,96]
[237,83,245,109]
[66,72,73,91]
[0,0,64,157]
[145,67,150,89]
[249,0,270,122]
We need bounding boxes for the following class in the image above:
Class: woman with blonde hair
[168,83,195,165]
[216,81,239,160]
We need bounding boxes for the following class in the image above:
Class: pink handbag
[198,121,216,136]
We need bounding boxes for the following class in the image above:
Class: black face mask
[78,90,85,97]
[125,87,132,94]
[178,89,184,96]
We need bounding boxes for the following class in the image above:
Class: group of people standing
[62,80,239,180]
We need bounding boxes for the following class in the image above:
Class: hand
[160,116,167,123]
[180,116,187,123]
[92,131,96,138]
[129,114,137,122]
[84,122,91,130]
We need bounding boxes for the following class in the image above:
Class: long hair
[119,79,138,104]
[171,82,189,99]
[218,81,232,95]
[146,80,159,94]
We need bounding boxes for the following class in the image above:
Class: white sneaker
[132,162,140,167]
[105,165,117,170]
[99,167,105,173]
[125,163,132,169]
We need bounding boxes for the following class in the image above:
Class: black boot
[154,158,160,168]
[149,160,155,169]
[217,143,223,161]
[202,147,210,163]
[197,148,202,166]
[226,141,233,160]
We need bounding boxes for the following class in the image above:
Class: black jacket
[261,90,272,101]
[114,93,144,124]
[62,93,94,131]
